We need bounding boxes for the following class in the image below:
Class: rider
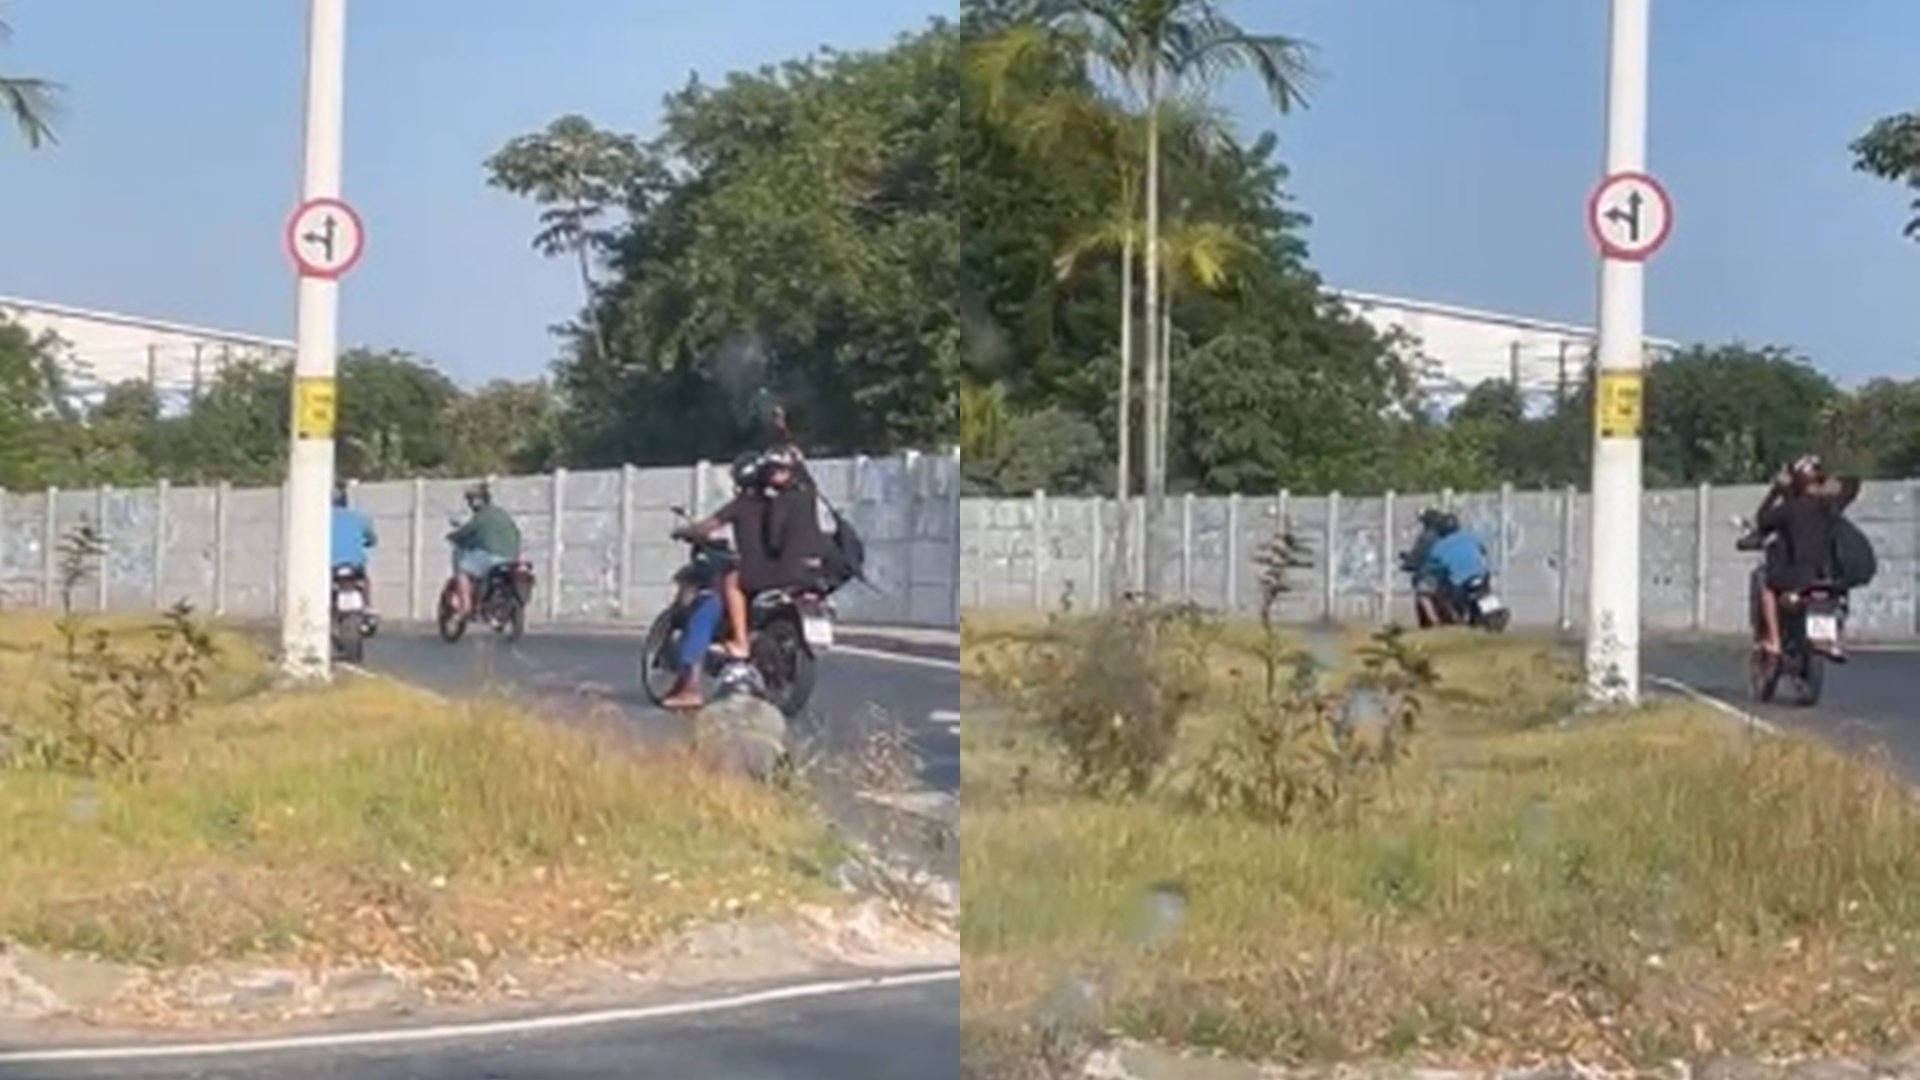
[329,480,378,625]
[661,448,829,710]
[1753,454,1861,657]
[446,482,522,617]
[1417,510,1490,626]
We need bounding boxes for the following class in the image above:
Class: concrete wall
[0,452,962,629]
[960,483,1920,640]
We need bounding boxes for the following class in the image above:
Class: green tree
[443,378,559,476]
[0,315,70,488]
[550,25,960,466]
[1,16,58,148]
[1818,377,1920,479]
[1643,344,1837,485]
[1851,110,1920,239]
[486,115,652,368]
[334,348,461,480]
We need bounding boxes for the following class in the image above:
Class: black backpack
[1832,517,1878,590]
[820,503,866,590]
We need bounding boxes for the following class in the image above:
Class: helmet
[730,451,766,491]
[464,481,492,507]
[1419,508,1460,535]
[1790,454,1825,481]
[332,480,349,506]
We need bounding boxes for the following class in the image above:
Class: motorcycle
[1397,548,1510,632]
[1736,515,1847,707]
[330,563,375,662]
[437,552,535,644]
[638,506,836,718]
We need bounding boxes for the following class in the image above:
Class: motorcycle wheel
[1482,607,1511,634]
[501,593,527,642]
[639,608,683,709]
[436,583,469,643]
[334,610,365,664]
[753,616,816,719]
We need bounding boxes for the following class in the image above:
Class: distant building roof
[0,294,292,400]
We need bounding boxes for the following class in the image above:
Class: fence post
[1132,495,1147,594]
[617,464,636,620]
[152,480,170,610]
[96,485,111,612]
[1031,489,1048,610]
[1558,484,1576,631]
[691,460,712,517]
[1441,487,1456,511]
[213,482,230,617]
[1324,491,1342,621]
[1693,482,1712,631]
[901,450,921,623]
[1225,493,1241,613]
[41,487,57,608]
[1497,482,1514,572]
[1180,493,1195,601]
[1380,490,1397,624]
[1089,496,1104,611]
[271,483,286,617]
[407,478,426,621]
[548,469,567,623]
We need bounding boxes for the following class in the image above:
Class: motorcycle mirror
[1730,515,1751,530]
[669,504,690,519]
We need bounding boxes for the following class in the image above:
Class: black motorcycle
[330,563,375,662]
[1737,518,1846,707]
[437,556,534,644]
[638,507,836,718]
[1397,549,1511,632]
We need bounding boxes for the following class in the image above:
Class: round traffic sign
[1586,171,1672,262]
[285,197,366,279]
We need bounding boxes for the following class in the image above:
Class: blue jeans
[677,592,724,673]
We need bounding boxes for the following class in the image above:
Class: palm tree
[1,17,60,148]
[1015,0,1314,594]
[1151,214,1256,478]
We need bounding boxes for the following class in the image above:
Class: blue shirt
[1424,530,1489,586]
[329,506,376,569]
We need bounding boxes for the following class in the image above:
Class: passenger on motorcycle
[329,480,378,619]
[1754,454,1861,657]
[446,482,522,618]
[1414,511,1489,627]
[661,448,829,710]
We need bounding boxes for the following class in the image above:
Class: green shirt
[449,505,521,558]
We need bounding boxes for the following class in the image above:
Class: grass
[0,612,839,971]
[960,614,1920,1072]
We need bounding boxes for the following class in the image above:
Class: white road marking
[0,968,960,1066]
[929,709,959,729]
[834,644,959,672]
[1648,674,1782,735]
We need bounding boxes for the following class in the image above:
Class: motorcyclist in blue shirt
[1416,510,1489,626]
[329,481,378,628]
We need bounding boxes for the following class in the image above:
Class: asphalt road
[0,975,959,1080]
[360,624,961,873]
[1646,638,1919,777]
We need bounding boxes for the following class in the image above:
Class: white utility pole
[279,0,348,681]
[1584,0,1662,704]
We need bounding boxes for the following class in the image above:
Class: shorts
[455,549,507,581]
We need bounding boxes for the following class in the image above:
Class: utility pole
[1584,0,1670,704]
[279,0,348,682]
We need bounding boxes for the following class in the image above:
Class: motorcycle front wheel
[639,608,684,708]
[436,582,469,643]
[333,610,366,663]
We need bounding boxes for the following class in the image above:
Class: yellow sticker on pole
[1596,369,1644,440]
[294,376,337,440]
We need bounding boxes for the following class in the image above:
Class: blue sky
[1,1,1915,387]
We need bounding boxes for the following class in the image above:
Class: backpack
[1832,517,1878,590]
[817,496,866,590]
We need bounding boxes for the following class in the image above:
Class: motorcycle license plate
[802,613,835,649]
[336,590,365,613]
[1806,613,1839,643]
[1477,594,1505,614]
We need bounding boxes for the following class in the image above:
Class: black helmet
[730,450,766,491]
[333,479,349,506]
[464,481,491,507]
[1421,508,1460,535]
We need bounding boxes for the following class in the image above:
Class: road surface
[1647,638,1918,777]
[0,974,958,1080]
[361,625,961,875]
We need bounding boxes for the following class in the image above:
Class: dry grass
[961,614,1920,1072]
[0,613,837,971]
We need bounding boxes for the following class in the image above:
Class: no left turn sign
[1586,171,1672,262]
[286,197,366,279]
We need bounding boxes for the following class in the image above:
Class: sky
[1,0,1916,389]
